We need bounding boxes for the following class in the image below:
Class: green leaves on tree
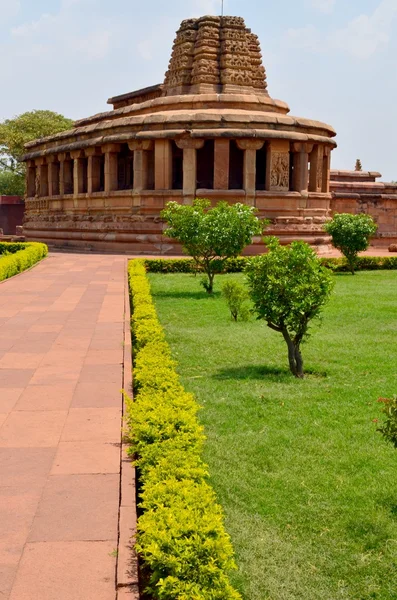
[324,213,378,274]
[245,237,334,378]
[161,198,266,294]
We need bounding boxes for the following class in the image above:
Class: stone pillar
[237,139,264,205]
[36,158,49,197]
[175,138,204,204]
[154,139,172,190]
[322,147,331,193]
[129,141,154,191]
[59,153,74,195]
[102,144,121,193]
[266,140,290,192]
[47,155,60,196]
[71,150,87,196]
[26,161,36,198]
[86,148,102,194]
[309,145,324,193]
[214,139,230,190]
[291,143,313,193]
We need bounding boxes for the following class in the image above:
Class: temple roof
[163,15,268,96]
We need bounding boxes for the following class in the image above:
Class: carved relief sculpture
[270,152,290,191]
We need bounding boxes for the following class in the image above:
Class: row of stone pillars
[26,138,331,202]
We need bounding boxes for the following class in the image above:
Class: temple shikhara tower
[22,15,338,252]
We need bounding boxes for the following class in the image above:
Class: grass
[148,270,397,600]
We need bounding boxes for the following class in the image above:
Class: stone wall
[0,196,25,235]
[330,171,397,247]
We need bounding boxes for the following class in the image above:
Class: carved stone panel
[270,152,290,191]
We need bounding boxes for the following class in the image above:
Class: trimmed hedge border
[144,255,397,274]
[0,242,48,282]
[125,260,241,600]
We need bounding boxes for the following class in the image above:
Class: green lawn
[148,270,397,600]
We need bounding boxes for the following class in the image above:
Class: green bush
[0,242,48,282]
[324,213,378,274]
[377,397,397,449]
[145,255,397,275]
[221,280,250,321]
[126,259,241,600]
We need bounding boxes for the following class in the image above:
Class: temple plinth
[21,15,337,253]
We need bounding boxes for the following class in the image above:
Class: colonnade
[26,138,331,203]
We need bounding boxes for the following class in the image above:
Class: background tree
[355,159,363,171]
[161,199,265,293]
[0,170,25,196]
[0,110,74,173]
[324,213,378,274]
[245,237,334,378]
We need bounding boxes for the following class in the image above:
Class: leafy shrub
[0,242,48,282]
[144,255,397,275]
[324,213,378,274]
[377,397,397,449]
[222,280,250,321]
[126,259,242,600]
[161,199,265,293]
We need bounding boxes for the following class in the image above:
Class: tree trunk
[206,271,215,294]
[282,329,304,378]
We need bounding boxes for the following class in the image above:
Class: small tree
[161,199,265,293]
[377,397,397,449]
[222,280,250,322]
[245,237,334,378]
[355,159,363,172]
[324,213,378,274]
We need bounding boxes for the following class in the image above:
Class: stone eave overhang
[21,127,337,162]
[22,108,336,159]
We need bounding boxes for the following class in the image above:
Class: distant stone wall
[0,196,25,235]
[330,171,397,246]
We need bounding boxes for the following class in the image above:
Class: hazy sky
[1,0,396,180]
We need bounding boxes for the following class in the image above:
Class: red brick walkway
[0,253,128,600]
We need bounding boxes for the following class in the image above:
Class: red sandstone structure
[20,15,397,252]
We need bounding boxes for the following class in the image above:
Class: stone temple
[21,15,395,253]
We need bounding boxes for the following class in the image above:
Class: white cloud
[0,0,20,21]
[287,0,397,59]
[10,3,112,62]
[308,0,336,14]
[332,0,397,58]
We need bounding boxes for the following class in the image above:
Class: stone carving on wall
[270,152,290,191]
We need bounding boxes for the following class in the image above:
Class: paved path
[0,253,127,600]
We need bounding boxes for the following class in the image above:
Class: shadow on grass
[214,364,292,381]
[152,290,222,301]
[214,365,328,381]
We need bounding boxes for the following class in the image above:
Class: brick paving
[0,253,126,600]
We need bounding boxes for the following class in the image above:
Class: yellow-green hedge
[126,260,241,600]
[0,242,48,282]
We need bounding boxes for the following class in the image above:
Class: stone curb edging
[116,258,140,599]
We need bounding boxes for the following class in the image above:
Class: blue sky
[1,0,396,180]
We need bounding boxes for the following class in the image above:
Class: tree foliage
[161,199,265,293]
[324,213,378,274]
[0,170,25,196]
[355,159,363,171]
[245,237,334,378]
[0,110,74,174]
[377,397,397,449]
